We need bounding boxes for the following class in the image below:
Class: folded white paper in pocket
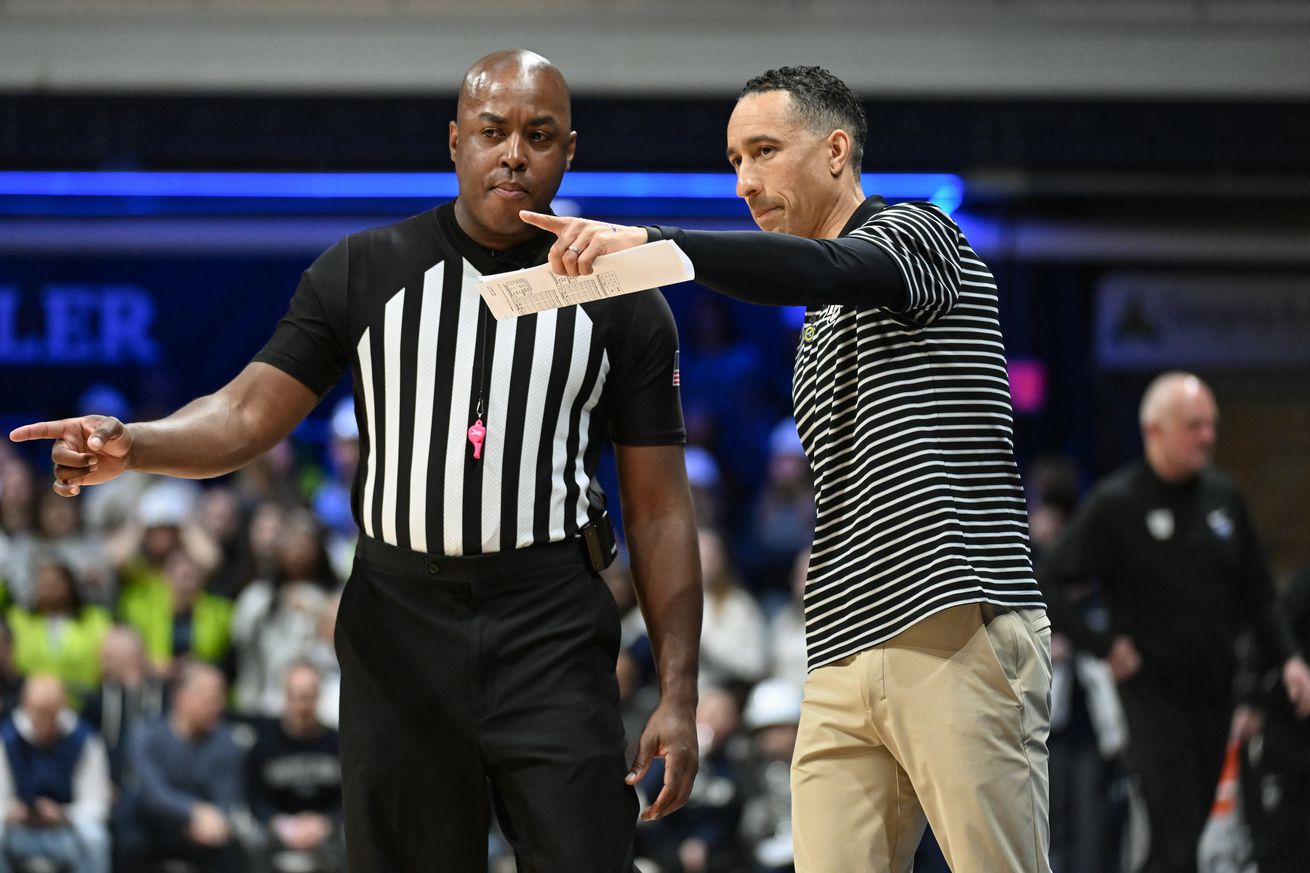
[478,240,695,320]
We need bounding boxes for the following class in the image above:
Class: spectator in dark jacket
[125,662,245,873]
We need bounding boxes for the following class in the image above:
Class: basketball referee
[526,66,1052,873]
[13,51,702,873]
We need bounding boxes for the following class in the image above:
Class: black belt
[354,535,583,581]
[354,513,616,579]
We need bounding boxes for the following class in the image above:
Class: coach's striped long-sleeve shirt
[254,202,684,557]
[650,196,1043,671]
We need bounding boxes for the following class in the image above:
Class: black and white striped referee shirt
[255,202,685,557]
[650,196,1043,671]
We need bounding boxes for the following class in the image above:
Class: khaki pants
[792,603,1053,873]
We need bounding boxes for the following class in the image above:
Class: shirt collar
[436,201,554,276]
[839,195,888,237]
[1140,458,1202,494]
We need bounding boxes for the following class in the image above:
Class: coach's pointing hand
[519,211,646,277]
[10,415,133,497]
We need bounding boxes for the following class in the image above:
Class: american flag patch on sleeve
[672,350,680,387]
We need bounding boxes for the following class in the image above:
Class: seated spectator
[232,512,336,717]
[118,550,233,677]
[244,663,343,873]
[82,626,166,786]
[740,679,802,873]
[7,562,111,706]
[0,675,111,873]
[126,663,245,873]
[83,627,166,873]
[698,529,767,691]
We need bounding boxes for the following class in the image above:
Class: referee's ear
[826,128,854,179]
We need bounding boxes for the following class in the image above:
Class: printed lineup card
[478,240,695,320]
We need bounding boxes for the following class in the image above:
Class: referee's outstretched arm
[614,442,703,821]
[11,362,318,496]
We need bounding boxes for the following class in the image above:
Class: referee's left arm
[616,442,701,821]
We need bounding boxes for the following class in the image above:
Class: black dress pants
[336,536,640,873]
[1119,684,1230,873]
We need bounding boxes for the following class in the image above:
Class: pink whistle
[467,419,486,459]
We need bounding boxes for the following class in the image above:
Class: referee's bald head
[449,50,576,248]
[458,50,572,129]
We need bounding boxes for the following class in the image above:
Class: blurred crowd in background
[0,359,1306,873]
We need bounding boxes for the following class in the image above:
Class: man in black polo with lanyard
[525,66,1052,872]
[12,50,701,873]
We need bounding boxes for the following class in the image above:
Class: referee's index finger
[9,420,69,443]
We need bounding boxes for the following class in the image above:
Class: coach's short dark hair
[741,66,867,179]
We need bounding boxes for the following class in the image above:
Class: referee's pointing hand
[519,211,646,278]
[10,415,133,497]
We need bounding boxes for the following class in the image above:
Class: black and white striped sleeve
[848,202,963,328]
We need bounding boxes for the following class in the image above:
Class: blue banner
[0,256,328,429]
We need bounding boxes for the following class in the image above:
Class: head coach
[524,65,1052,873]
